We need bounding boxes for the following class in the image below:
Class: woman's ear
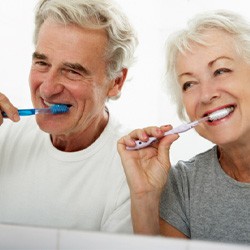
[108,68,128,98]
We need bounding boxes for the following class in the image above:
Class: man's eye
[214,68,231,76]
[34,61,48,66]
[32,61,49,71]
[68,70,80,75]
[63,69,83,80]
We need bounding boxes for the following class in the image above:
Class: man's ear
[108,68,128,98]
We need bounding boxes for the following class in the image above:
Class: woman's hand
[117,125,179,234]
[118,125,178,196]
[0,92,20,125]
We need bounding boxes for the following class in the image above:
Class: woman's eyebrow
[178,72,193,78]
[178,56,234,78]
[208,56,233,67]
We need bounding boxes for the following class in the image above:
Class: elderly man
[0,0,137,233]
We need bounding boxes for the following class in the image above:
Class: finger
[140,126,166,138]
[0,93,20,122]
[120,127,161,147]
[127,128,150,141]
[117,137,142,186]
[157,133,179,173]
[117,135,134,154]
[159,124,172,131]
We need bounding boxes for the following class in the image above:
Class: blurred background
[0,0,249,164]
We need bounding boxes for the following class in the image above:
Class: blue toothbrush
[1,104,69,117]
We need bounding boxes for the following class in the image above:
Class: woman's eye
[182,81,194,91]
[214,68,231,76]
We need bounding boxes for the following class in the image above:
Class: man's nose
[39,70,64,98]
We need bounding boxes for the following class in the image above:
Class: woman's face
[176,30,250,146]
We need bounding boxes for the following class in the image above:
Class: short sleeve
[160,165,191,237]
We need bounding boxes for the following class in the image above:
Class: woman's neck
[218,146,250,183]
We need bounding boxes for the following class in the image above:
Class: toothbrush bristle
[50,104,69,114]
[208,107,233,121]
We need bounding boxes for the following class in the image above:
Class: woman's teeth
[208,106,234,122]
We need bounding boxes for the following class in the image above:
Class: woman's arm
[160,218,188,238]
[117,125,179,234]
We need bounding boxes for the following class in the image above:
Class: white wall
[1,0,250,164]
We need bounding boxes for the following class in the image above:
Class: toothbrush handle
[126,120,201,151]
[126,137,158,151]
[2,109,36,117]
[163,121,198,136]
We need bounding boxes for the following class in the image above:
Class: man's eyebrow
[32,52,46,60]
[63,62,90,75]
[32,53,90,75]
[32,52,48,60]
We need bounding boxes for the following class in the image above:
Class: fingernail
[156,128,163,135]
[13,114,20,122]
[142,132,148,140]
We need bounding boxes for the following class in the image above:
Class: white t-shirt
[0,114,132,233]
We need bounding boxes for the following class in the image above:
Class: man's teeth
[44,101,71,108]
[44,101,53,107]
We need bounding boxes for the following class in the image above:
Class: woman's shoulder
[171,145,218,174]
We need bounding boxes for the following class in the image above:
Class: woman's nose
[199,80,220,104]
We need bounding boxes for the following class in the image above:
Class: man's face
[29,19,118,139]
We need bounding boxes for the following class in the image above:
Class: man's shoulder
[105,113,132,139]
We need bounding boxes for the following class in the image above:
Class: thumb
[158,134,179,172]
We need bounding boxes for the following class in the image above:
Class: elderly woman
[118,10,250,244]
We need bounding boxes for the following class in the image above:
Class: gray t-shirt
[160,146,250,245]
